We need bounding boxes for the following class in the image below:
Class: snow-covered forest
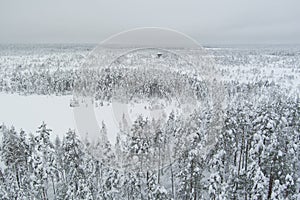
[0,44,299,199]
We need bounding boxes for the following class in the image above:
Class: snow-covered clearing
[0,93,179,144]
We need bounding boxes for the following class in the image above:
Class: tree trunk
[51,176,56,198]
[158,146,161,184]
[170,162,175,199]
[14,165,20,188]
[267,165,274,199]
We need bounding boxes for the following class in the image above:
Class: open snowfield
[0,93,178,144]
[0,94,75,140]
[0,93,139,143]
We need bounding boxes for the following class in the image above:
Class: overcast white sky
[0,0,299,44]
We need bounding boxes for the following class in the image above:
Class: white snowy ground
[0,94,76,140]
[0,93,120,143]
[0,93,178,144]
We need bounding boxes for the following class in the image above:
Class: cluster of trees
[0,92,299,199]
[0,69,75,95]
[0,66,202,99]
[0,65,277,106]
